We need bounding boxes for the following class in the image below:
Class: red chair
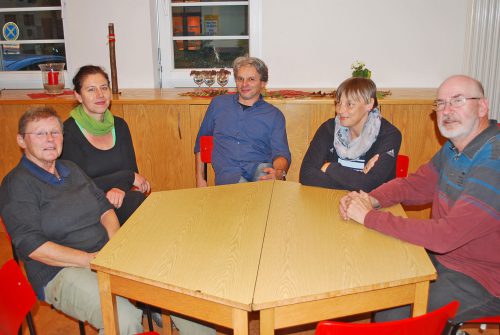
[450,315,500,334]
[396,154,410,178]
[1,218,157,335]
[315,300,459,335]
[0,259,38,335]
[0,259,160,335]
[200,135,214,182]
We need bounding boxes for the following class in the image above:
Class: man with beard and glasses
[339,75,500,323]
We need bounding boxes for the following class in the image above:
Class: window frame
[0,4,66,89]
[156,0,261,88]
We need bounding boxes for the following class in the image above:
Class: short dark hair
[336,77,379,109]
[19,107,63,135]
[233,56,269,82]
[73,65,110,93]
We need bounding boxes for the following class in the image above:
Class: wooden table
[91,181,436,335]
[254,182,436,333]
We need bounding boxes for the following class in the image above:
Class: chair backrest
[0,216,19,263]
[200,135,213,164]
[396,154,410,178]
[315,300,459,335]
[0,259,37,335]
[465,316,500,324]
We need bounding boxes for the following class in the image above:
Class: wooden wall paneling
[382,104,445,173]
[123,104,194,191]
[277,103,310,182]
[0,104,44,181]
[381,104,445,220]
[110,104,124,118]
[307,103,336,137]
[48,103,79,120]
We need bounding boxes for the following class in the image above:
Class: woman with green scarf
[61,65,150,225]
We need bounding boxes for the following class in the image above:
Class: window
[156,0,261,88]
[0,0,65,88]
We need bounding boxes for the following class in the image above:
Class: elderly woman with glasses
[60,65,150,225]
[300,77,402,192]
[0,107,144,334]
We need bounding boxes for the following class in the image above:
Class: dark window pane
[173,39,248,68]
[172,5,247,36]
[0,0,61,8]
[1,43,65,71]
[0,10,64,39]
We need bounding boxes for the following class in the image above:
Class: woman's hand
[133,173,151,194]
[363,154,379,174]
[106,188,126,208]
[196,177,208,188]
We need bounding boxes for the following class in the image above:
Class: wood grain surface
[92,181,274,310]
[254,181,436,310]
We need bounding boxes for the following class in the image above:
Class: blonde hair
[336,77,378,108]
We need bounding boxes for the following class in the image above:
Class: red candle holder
[38,63,65,95]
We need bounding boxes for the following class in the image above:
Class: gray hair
[233,56,269,82]
[18,107,63,135]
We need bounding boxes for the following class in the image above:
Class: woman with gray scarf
[300,77,401,192]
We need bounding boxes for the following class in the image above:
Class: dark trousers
[115,190,146,225]
[375,253,500,323]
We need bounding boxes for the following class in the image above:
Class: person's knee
[44,268,103,327]
[171,315,216,335]
[116,297,143,335]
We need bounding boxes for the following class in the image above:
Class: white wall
[63,0,156,88]
[262,0,468,88]
[62,0,469,89]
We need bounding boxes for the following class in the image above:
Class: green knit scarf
[70,104,114,135]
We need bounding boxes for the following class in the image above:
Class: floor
[1,230,497,335]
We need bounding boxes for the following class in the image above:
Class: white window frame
[0,4,66,89]
[155,0,261,88]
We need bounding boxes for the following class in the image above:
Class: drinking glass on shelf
[190,70,204,89]
[217,69,231,88]
[204,70,216,88]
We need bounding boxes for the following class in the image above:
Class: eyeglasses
[433,95,481,112]
[23,130,62,139]
[335,101,358,110]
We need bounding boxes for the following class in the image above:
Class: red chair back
[315,300,459,335]
[465,316,500,324]
[0,259,37,335]
[396,154,410,178]
[200,135,213,164]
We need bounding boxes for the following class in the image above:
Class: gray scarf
[333,107,381,159]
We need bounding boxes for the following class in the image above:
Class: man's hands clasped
[339,191,380,224]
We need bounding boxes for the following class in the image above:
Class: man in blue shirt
[194,57,291,186]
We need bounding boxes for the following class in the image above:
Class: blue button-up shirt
[194,94,291,185]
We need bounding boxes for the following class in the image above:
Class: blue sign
[3,22,20,41]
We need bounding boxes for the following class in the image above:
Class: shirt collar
[21,155,70,185]
[461,120,499,159]
[232,93,265,107]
